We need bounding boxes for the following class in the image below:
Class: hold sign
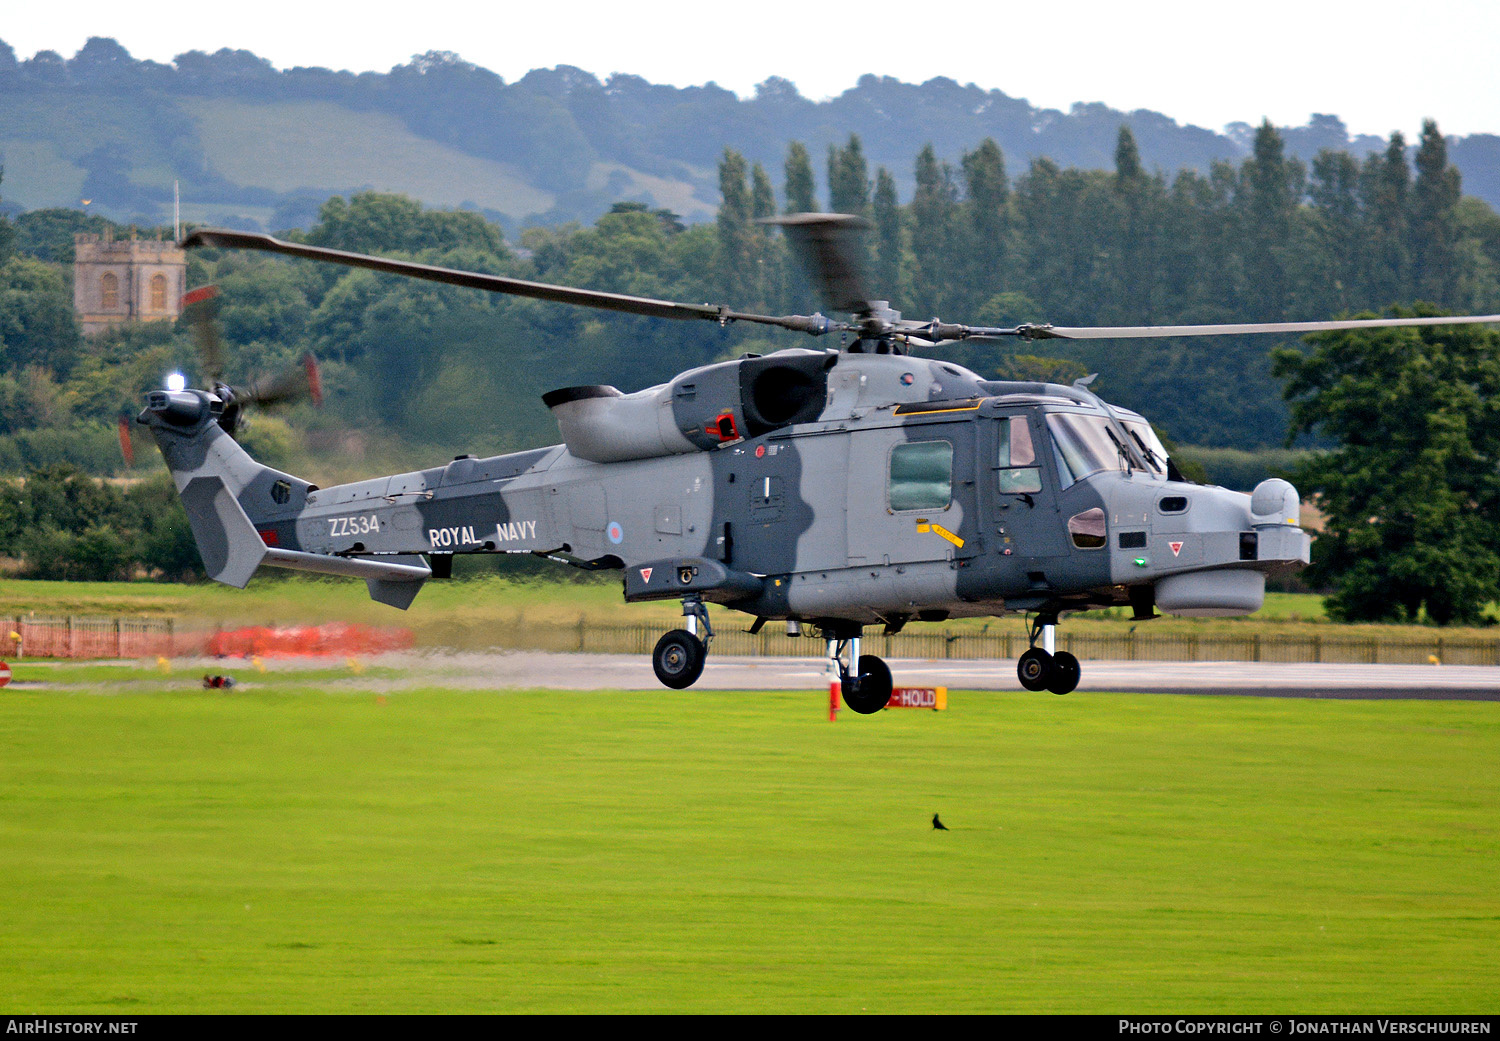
[0,662,10,688]
[887,686,947,710]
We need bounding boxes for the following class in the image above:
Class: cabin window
[889,439,953,511]
[997,415,1041,494]
[150,274,167,311]
[1068,508,1107,549]
[100,272,119,310]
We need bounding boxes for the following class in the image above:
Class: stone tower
[73,230,187,337]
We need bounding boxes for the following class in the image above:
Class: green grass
[0,677,1495,1013]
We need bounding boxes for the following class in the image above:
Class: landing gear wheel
[1017,648,1053,692]
[841,655,893,715]
[653,629,705,689]
[1048,651,1080,695]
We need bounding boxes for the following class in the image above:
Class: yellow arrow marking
[915,519,965,548]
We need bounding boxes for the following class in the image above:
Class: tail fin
[141,389,430,608]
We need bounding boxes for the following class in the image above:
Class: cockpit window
[997,415,1042,494]
[1047,411,1173,487]
[1119,419,1169,476]
[1047,412,1130,487]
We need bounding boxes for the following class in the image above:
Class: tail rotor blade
[117,413,136,467]
[244,352,324,409]
[180,285,225,383]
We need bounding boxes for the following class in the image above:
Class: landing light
[166,372,187,393]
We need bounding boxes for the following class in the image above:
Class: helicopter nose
[1119,480,1310,617]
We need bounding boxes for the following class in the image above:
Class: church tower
[73,230,187,337]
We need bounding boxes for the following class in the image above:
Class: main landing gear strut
[652,597,712,689]
[1017,612,1080,695]
[825,627,893,714]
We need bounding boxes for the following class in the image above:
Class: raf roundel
[606,521,624,545]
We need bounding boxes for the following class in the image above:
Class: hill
[4,37,1499,231]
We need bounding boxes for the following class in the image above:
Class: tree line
[4,125,1500,621]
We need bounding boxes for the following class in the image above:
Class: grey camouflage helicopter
[140,215,1500,708]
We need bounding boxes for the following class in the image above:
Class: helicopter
[139,213,1500,709]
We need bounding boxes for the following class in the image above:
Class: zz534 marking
[330,514,380,537]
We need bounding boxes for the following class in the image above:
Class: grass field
[0,667,1495,1013]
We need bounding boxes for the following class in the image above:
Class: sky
[6,0,1500,139]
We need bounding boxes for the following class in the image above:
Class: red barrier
[205,623,414,658]
[3,617,412,659]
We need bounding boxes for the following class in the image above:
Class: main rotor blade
[181,228,843,336]
[764,213,878,315]
[1012,314,1500,341]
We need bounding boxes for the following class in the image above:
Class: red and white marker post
[827,654,840,721]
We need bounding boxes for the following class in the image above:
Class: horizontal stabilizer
[262,548,431,610]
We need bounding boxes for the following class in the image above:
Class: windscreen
[1118,419,1170,476]
[1047,412,1130,486]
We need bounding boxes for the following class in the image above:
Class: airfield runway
[365,651,1500,699]
[21,652,1500,699]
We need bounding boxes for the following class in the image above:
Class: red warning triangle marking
[640,567,653,583]
[1169,541,1184,556]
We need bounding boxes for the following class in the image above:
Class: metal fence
[1,615,191,659]
[492,619,1500,667]
[4,613,1499,666]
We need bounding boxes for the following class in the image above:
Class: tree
[750,163,776,222]
[909,144,959,318]
[1411,119,1462,305]
[1274,316,1500,624]
[0,166,13,263]
[783,142,817,214]
[716,149,754,300]
[827,134,870,217]
[1360,133,1410,305]
[0,256,82,375]
[959,138,1009,314]
[1240,121,1302,319]
[1308,149,1363,314]
[304,192,506,257]
[872,168,903,297]
[1109,126,1160,323]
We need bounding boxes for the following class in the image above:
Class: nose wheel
[825,630,893,714]
[652,597,712,689]
[1017,614,1080,695]
[653,629,705,688]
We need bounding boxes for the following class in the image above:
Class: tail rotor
[177,284,324,438]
